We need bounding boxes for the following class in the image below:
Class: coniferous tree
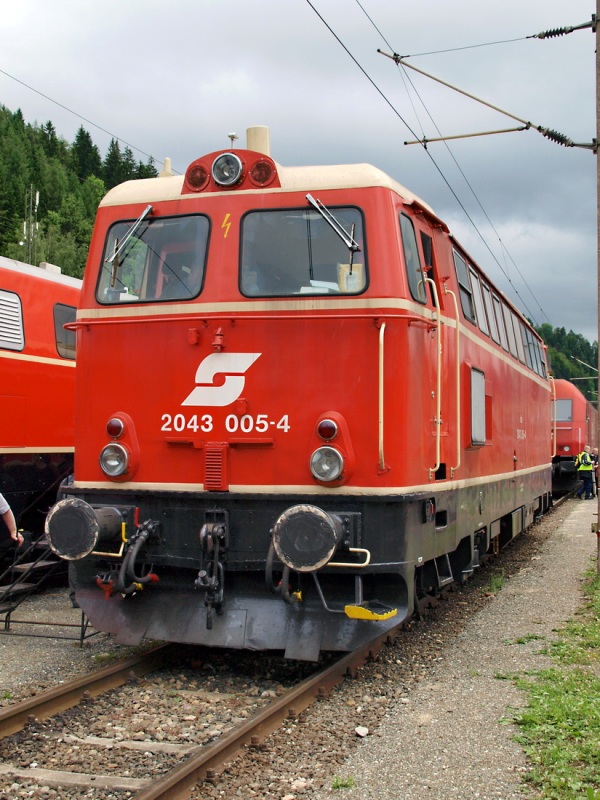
[40,121,60,159]
[71,126,102,180]
[103,138,125,189]
[137,157,158,179]
[122,146,137,180]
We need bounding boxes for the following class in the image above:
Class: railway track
[0,630,398,799]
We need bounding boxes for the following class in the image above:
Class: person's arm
[2,507,23,545]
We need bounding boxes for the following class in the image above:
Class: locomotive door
[400,212,451,480]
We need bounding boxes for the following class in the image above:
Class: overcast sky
[1,0,597,343]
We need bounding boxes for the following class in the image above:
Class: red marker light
[184,162,210,192]
[317,419,338,441]
[249,159,276,187]
[107,417,125,438]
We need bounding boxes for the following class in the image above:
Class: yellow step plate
[344,603,398,621]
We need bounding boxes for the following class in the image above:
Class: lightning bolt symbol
[222,213,231,238]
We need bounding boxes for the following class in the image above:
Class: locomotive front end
[45,130,412,659]
[46,127,552,659]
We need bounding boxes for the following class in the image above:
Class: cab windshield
[97,215,209,304]
[240,206,366,296]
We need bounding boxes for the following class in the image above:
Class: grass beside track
[507,567,600,799]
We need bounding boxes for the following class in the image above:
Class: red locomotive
[46,127,552,659]
[0,257,80,534]
[552,378,598,494]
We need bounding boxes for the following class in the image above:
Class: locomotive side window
[399,214,426,304]
[554,398,573,421]
[471,367,486,446]
[521,325,547,378]
[501,304,518,357]
[0,289,24,351]
[452,251,476,323]
[97,215,209,304]
[481,283,499,343]
[511,314,527,364]
[54,303,77,359]
[419,232,438,307]
[519,322,535,371]
[469,268,488,335]
[240,207,366,296]
[493,294,509,351]
[533,339,547,377]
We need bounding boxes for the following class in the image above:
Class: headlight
[212,153,243,187]
[100,443,129,477]
[310,446,344,482]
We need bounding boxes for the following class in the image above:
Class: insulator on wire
[540,128,574,147]
[535,26,573,39]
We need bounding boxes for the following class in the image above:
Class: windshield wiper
[306,194,361,253]
[105,204,153,265]
[105,204,153,290]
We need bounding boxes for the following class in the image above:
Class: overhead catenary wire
[337,2,558,323]
[306,0,549,326]
[382,17,595,57]
[348,4,596,323]
[380,51,595,151]
[358,6,551,325]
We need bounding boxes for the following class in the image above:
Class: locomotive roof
[0,255,82,288]
[99,160,444,226]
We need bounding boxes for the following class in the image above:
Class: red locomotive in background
[0,257,80,535]
[552,378,598,494]
[46,127,552,659]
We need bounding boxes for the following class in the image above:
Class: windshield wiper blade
[105,204,153,264]
[306,194,361,252]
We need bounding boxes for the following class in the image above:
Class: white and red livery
[46,128,552,659]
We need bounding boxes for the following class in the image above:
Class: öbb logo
[182,353,261,407]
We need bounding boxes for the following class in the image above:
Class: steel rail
[0,644,173,739]
[132,629,398,800]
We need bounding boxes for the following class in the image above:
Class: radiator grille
[0,290,24,351]
[204,443,229,491]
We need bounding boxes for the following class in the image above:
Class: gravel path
[311,498,597,800]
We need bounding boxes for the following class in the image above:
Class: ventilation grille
[0,290,24,351]
[204,443,229,491]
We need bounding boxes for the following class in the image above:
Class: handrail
[549,375,557,458]
[328,547,371,568]
[444,284,461,476]
[378,321,387,472]
[64,311,438,330]
[425,278,442,479]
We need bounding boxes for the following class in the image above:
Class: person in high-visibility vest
[575,445,595,499]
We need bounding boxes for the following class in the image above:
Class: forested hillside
[0,104,596,397]
[0,104,156,278]
[535,324,598,402]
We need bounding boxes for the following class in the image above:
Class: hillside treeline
[0,104,156,278]
[535,324,598,402]
[0,105,596,397]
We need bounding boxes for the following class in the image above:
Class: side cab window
[54,303,77,359]
[471,367,492,445]
[453,250,476,323]
[469,268,488,335]
[399,213,427,304]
